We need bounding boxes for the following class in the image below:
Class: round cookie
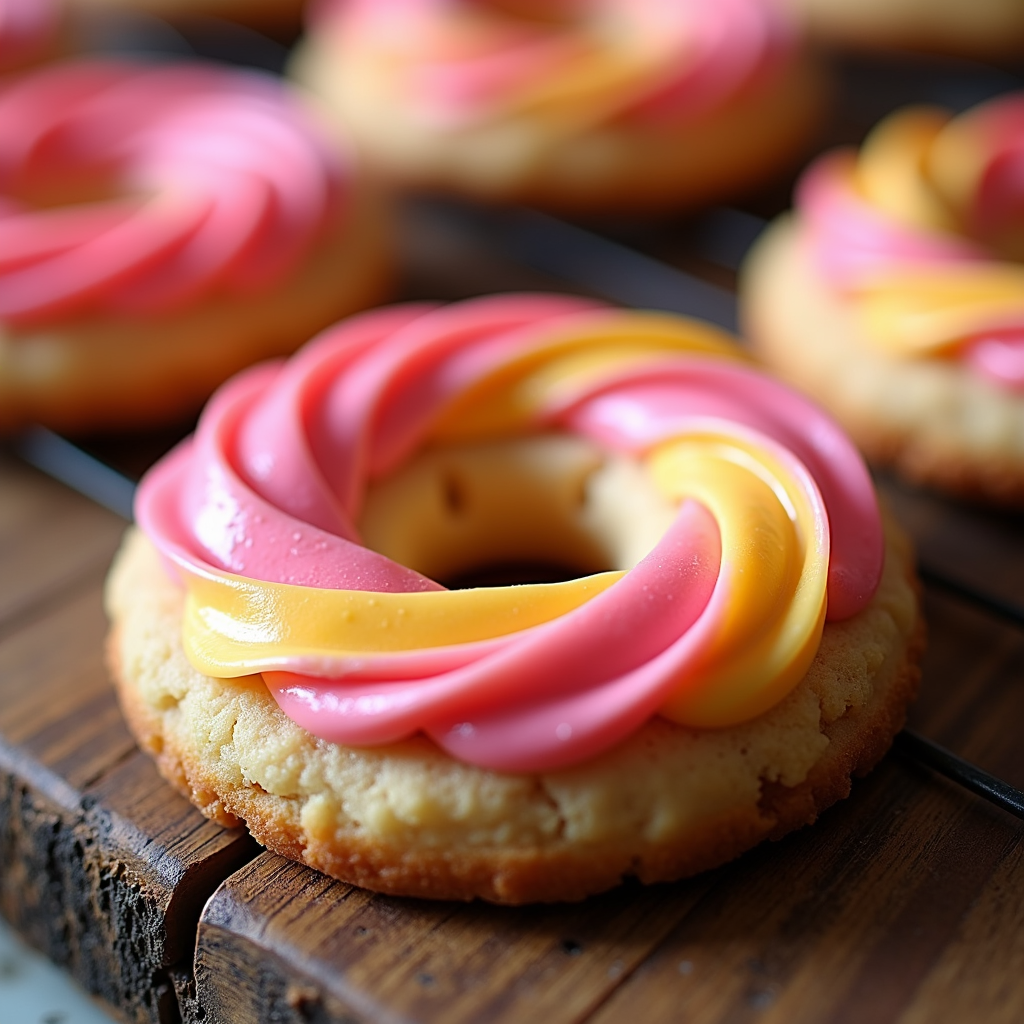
[741,96,1024,503]
[292,0,825,213]
[107,296,924,903]
[0,60,391,433]
[107,513,921,904]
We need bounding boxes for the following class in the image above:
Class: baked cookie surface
[107,515,921,904]
[743,217,1024,502]
[780,0,1024,57]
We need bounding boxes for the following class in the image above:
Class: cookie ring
[0,61,391,431]
[293,0,824,212]
[741,95,1024,502]
[107,296,924,902]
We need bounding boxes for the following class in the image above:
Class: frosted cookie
[0,60,391,433]
[292,0,824,213]
[107,296,924,904]
[779,0,1024,58]
[742,94,1024,502]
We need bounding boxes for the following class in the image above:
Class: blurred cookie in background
[0,59,393,433]
[293,0,829,214]
[741,93,1024,502]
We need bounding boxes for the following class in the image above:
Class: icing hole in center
[359,434,678,588]
[443,559,597,589]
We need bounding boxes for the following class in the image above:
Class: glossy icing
[0,61,345,326]
[797,94,1024,389]
[136,297,884,772]
[312,0,795,131]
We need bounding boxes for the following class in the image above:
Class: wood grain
[4,360,1024,1024]
[0,455,259,1024]
[193,857,717,1024]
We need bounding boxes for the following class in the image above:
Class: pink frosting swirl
[0,61,346,327]
[313,0,795,129]
[796,95,1024,389]
[0,0,57,72]
[136,296,884,772]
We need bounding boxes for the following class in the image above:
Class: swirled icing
[312,0,795,132]
[0,61,345,327]
[0,0,57,72]
[797,94,1024,389]
[136,296,884,772]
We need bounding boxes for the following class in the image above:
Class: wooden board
[0,454,259,1024]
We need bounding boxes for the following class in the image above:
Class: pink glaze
[796,100,1024,390]
[0,61,345,326]
[0,0,57,72]
[136,297,884,772]
[797,154,985,285]
[316,0,794,127]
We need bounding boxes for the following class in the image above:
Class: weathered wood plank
[0,481,259,1024]
[193,856,717,1024]
[586,771,1020,1024]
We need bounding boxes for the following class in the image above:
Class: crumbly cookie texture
[742,216,1024,504]
[106,515,922,904]
[0,184,391,434]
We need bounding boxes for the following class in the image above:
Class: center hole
[359,435,676,590]
[442,559,598,590]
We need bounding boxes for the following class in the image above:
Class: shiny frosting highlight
[797,93,1024,389]
[0,61,345,326]
[314,0,794,131]
[136,297,884,772]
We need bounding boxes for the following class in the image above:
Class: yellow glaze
[183,562,624,676]
[175,310,828,734]
[859,108,960,234]
[430,311,746,442]
[860,265,1024,354]
[648,433,828,726]
[838,105,1024,359]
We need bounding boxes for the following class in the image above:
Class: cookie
[0,60,391,432]
[292,0,824,213]
[0,0,61,73]
[741,96,1024,502]
[107,296,924,903]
